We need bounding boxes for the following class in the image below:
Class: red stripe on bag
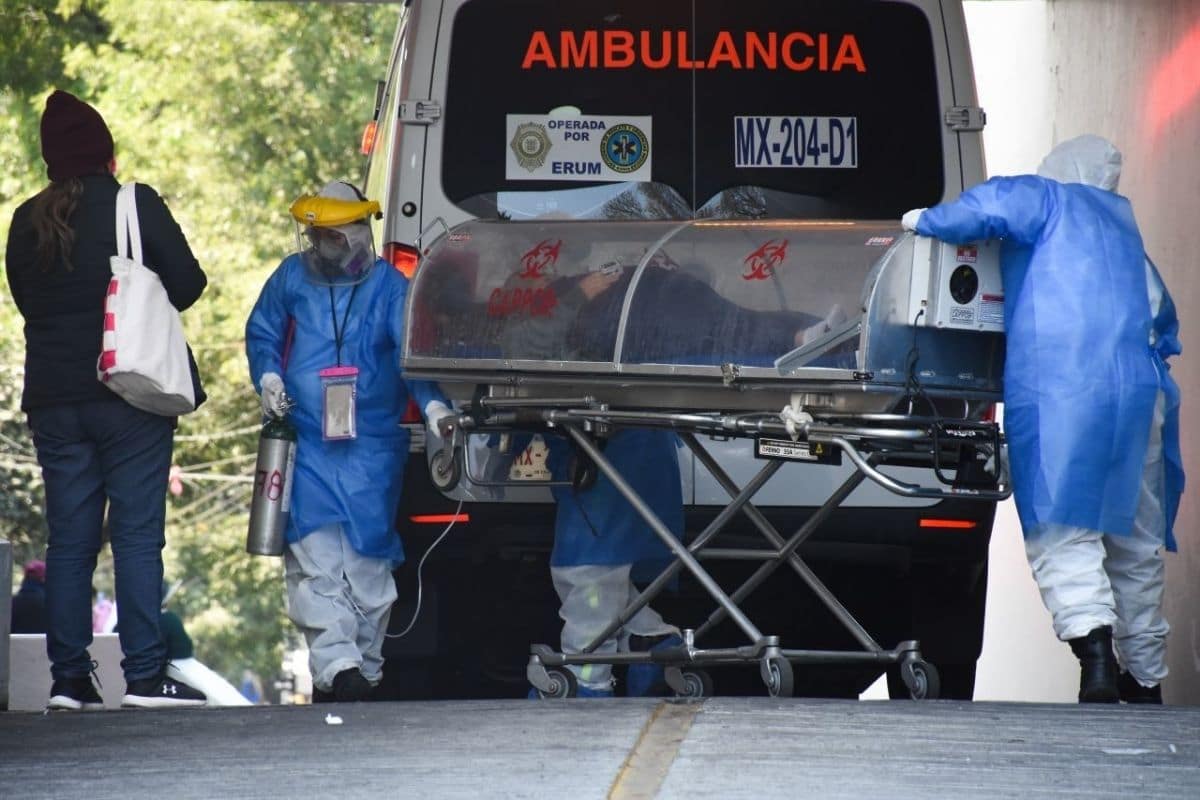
[107,278,119,295]
[99,350,116,372]
[104,313,116,332]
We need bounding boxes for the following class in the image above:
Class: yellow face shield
[289,195,381,228]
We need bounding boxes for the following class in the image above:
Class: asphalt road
[1,697,1196,799]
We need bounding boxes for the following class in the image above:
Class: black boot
[332,668,373,702]
[1118,671,1163,704]
[1068,626,1119,703]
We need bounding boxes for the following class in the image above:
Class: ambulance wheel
[536,668,577,700]
[676,669,714,699]
[899,659,940,700]
[761,657,794,698]
[430,447,461,492]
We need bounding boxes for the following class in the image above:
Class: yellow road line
[608,700,703,800]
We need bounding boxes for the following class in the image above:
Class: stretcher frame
[405,222,1009,698]
[429,392,1009,700]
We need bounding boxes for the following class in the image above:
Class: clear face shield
[295,220,377,286]
[289,188,382,286]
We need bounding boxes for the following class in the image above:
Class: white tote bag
[97,183,196,416]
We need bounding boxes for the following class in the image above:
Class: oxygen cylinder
[246,415,297,556]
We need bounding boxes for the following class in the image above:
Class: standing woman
[4,90,208,709]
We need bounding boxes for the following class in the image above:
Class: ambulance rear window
[444,0,945,221]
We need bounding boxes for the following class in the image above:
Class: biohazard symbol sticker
[601,123,649,174]
[511,122,552,172]
[742,239,789,280]
[518,238,563,280]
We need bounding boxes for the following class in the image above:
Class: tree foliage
[0,0,399,686]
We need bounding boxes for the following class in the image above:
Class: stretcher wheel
[535,667,577,700]
[899,659,940,700]
[761,657,794,698]
[675,669,713,699]
[430,446,461,491]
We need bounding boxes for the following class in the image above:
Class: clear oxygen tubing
[386,497,465,639]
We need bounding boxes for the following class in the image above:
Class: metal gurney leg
[528,422,797,697]
[682,434,937,698]
[527,420,943,699]
[510,408,979,699]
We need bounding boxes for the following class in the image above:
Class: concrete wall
[966,0,1200,704]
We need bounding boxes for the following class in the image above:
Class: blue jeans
[29,400,174,683]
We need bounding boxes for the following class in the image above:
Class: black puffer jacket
[5,174,207,411]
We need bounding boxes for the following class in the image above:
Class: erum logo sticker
[743,239,789,280]
[518,239,563,279]
[600,124,649,173]
[956,245,978,263]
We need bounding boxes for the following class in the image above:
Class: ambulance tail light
[979,403,996,423]
[410,513,471,524]
[919,518,977,530]
[401,398,422,424]
[384,241,420,277]
[360,120,378,156]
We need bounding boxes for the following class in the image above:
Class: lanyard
[327,283,361,367]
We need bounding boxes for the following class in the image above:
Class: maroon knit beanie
[40,89,114,182]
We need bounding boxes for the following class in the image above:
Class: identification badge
[319,366,359,441]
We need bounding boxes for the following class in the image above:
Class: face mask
[316,237,349,265]
[299,222,376,285]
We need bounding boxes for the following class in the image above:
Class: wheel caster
[533,667,577,700]
[430,446,461,491]
[673,669,713,699]
[761,657,794,698]
[899,659,940,700]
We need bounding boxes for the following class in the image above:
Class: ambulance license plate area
[755,437,842,465]
[734,116,858,168]
[509,434,552,481]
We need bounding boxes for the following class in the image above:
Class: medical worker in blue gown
[246,181,449,702]
[499,264,684,698]
[545,430,684,697]
[903,135,1183,704]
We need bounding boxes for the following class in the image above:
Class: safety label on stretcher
[755,437,842,465]
[734,116,858,168]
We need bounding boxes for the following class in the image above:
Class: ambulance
[362,0,993,700]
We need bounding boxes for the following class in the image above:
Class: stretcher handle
[829,435,1012,501]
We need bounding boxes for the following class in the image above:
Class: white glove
[260,372,286,418]
[424,400,454,436]
[901,208,927,232]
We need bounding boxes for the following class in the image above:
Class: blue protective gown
[246,254,443,563]
[916,178,1182,548]
[546,429,684,568]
